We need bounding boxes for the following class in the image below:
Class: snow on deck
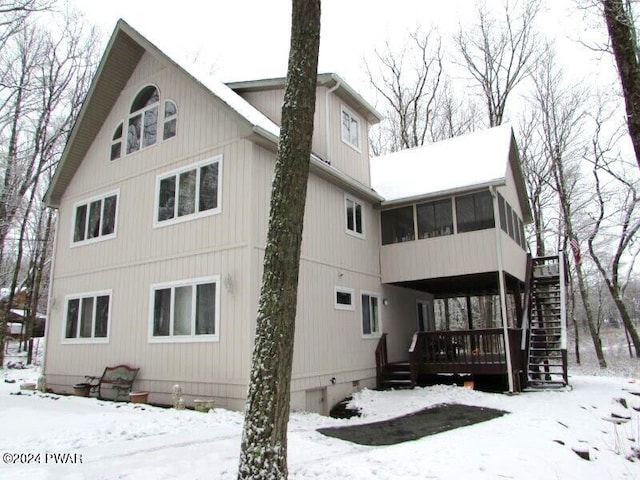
[371,124,514,202]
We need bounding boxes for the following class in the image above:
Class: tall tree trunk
[602,0,640,169]
[588,168,640,357]
[238,1,320,478]
[26,209,53,364]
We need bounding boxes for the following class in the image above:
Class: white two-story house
[43,20,564,414]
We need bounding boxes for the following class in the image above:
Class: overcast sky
[68,0,611,110]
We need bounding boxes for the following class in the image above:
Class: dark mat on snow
[317,403,507,446]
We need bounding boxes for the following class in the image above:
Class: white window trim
[61,289,112,344]
[153,155,223,229]
[340,105,361,152]
[110,123,123,161]
[70,189,120,248]
[334,286,355,311]
[148,275,221,343]
[126,83,160,156]
[344,193,366,239]
[162,99,178,142]
[360,290,382,338]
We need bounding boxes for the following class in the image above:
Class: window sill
[70,234,117,248]
[62,338,109,345]
[361,333,382,340]
[340,138,361,153]
[335,304,355,311]
[148,335,219,344]
[345,229,365,240]
[153,208,221,229]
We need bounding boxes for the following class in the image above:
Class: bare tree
[237,0,320,478]
[518,109,554,256]
[0,9,97,366]
[586,113,640,356]
[531,50,608,367]
[367,27,478,155]
[366,28,444,153]
[601,0,640,169]
[0,0,51,49]
[456,0,540,127]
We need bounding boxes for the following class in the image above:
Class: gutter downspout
[491,186,515,393]
[324,80,341,164]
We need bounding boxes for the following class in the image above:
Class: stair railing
[408,332,421,387]
[558,250,567,352]
[375,333,388,390]
[558,251,569,384]
[520,254,533,352]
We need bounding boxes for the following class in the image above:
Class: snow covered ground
[1,338,639,479]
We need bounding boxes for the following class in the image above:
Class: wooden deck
[409,329,523,378]
[377,329,524,390]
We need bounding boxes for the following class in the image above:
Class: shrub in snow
[172,384,185,410]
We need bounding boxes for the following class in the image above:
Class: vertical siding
[325,92,371,185]
[249,143,395,390]
[237,86,371,186]
[237,89,284,128]
[46,50,255,405]
[380,229,499,284]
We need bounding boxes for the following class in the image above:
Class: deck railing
[375,333,388,389]
[409,329,522,378]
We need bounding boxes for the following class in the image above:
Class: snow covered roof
[371,124,516,202]
[177,61,280,139]
[45,20,382,207]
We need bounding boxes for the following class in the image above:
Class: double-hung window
[155,156,222,226]
[72,191,119,245]
[150,276,220,342]
[345,195,364,237]
[361,292,381,336]
[64,291,111,342]
[341,106,360,150]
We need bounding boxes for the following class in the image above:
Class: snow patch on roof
[180,61,281,138]
[371,124,514,202]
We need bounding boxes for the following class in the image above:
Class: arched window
[110,123,123,161]
[127,85,159,154]
[163,100,177,140]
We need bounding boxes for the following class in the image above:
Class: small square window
[335,286,355,311]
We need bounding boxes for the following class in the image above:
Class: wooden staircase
[525,254,569,389]
[375,334,414,389]
[379,362,413,389]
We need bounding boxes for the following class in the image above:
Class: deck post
[491,186,515,393]
[466,296,473,329]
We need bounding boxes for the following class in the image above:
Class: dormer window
[341,105,360,151]
[127,85,159,154]
[163,100,177,140]
[110,123,123,161]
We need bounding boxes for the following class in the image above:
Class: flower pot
[129,391,149,404]
[193,399,215,413]
[73,383,90,397]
